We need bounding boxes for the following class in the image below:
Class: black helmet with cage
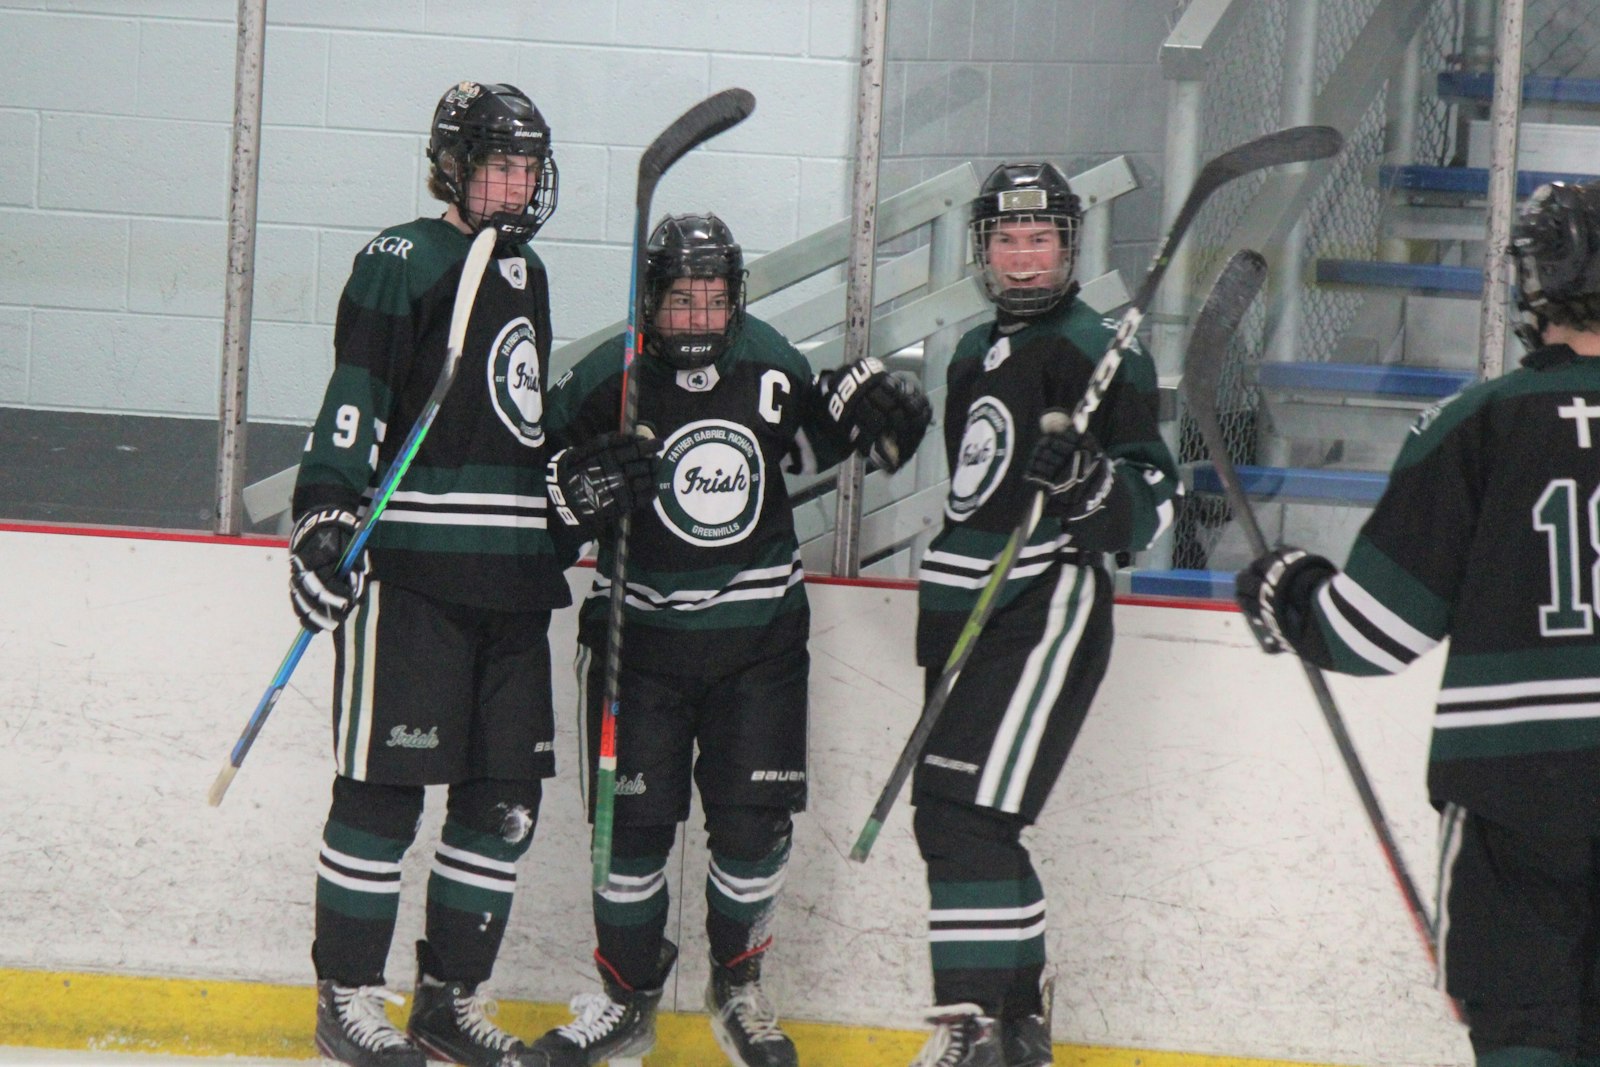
[643,212,748,370]
[427,81,558,243]
[1511,180,1600,349]
[971,161,1084,318]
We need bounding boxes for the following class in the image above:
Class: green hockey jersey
[916,299,1181,666]
[1301,345,1600,833]
[546,317,852,674]
[293,217,576,611]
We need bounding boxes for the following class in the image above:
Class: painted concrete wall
[0,528,1472,1066]
[0,1,1173,425]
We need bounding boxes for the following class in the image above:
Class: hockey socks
[315,817,413,986]
[422,814,530,982]
[707,835,791,968]
[595,850,672,988]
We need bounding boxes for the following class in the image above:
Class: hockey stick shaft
[593,88,756,890]
[849,126,1345,862]
[1180,249,1437,961]
[208,227,499,807]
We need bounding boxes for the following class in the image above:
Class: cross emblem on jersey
[1557,396,1600,448]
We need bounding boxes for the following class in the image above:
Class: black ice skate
[705,953,798,1067]
[315,980,426,1067]
[1000,1014,1052,1066]
[908,1005,1003,1067]
[406,941,540,1067]
[530,940,679,1064]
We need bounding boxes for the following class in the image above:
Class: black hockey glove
[548,430,662,532]
[817,357,933,472]
[288,507,370,632]
[1235,547,1337,655]
[1024,420,1117,522]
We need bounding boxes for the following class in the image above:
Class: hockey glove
[1024,419,1117,522]
[1235,547,1337,655]
[288,508,370,632]
[817,358,933,472]
[548,430,662,532]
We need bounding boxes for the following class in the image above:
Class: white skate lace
[556,991,627,1046]
[909,1006,984,1067]
[453,991,517,1052]
[334,985,413,1051]
[719,981,786,1043]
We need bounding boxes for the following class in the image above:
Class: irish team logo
[654,419,764,546]
[946,396,1014,520]
[488,316,545,447]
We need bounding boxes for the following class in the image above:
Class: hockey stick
[1181,249,1438,962]
[207,227,499,807]
[592,88,757,890]
[848,125,1346,863]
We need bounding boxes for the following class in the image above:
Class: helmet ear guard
[1511,180,1600,349]
[642,213,748,370]
[427,81,559,242]
[971,161,1083,318]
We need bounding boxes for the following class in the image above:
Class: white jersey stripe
[1432,700,1600,729]
[1002,568,1093,813]
[388,490,546,509]
[384,510,548,529]
[1438,676,1600,704]
[1331,572,1438,656]
[1318,580,1409,674]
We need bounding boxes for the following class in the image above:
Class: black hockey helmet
[1511,180,1600,348]
[971,161,1083,317]
[427,81,558,242]
[643,212,748,370]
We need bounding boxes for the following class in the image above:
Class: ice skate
[909,1004,1003,1067]
[1000,1014,1052,1066]
[530,940,678,1065]
[705,954,798,1067]
[406,940,541,1067]
[315,980,426,1067]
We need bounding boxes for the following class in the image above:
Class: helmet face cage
[1512,181,1600,347]
[428,82,558,242]
[643,214,748,370]
[971,162,1083,317]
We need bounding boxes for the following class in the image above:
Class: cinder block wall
[0,1,1170,425]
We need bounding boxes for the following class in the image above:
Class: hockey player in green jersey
[1238,181,1600,1067]
[290,81,657,1067]
[530,212,932,1067]
[907,163,1179,1067]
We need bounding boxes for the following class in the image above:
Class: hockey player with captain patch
[1237,183,1600,1067]
[907,163,1180,1067]
[290,81,656,1067]
[527,211,931,1067]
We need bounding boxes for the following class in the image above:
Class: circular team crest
[946,396,1014,520]
[488,316,545,447]
[654,419,765,547]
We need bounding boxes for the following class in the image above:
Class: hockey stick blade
[1133,125,1342,313]
[593,89,755,891]
[638,88,756,192]
[207,228,498,807]
[1180,249,1439,964]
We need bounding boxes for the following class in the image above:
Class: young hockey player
[290,81,657,1067]
[907,162,1180,1067]
[529,212,932,1067]
[1236,182,1600,1067]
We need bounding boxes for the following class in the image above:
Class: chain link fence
[1525,0,1600,78]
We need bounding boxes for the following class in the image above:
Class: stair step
[1437,71,1600,106]
[1256,361,1473,400]
[1316,259,1481,296]
[1129,568,1235,600]
[1380,164,1600,199]
[1190,464,1388,505]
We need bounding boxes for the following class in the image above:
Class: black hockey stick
[849,126,1345,862]
[208,227,499,807]
[1181,249,1438,962]
[593,88,756,890]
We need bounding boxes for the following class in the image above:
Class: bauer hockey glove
[817,357,932,473]
[1235,547,1337,655]
[547,430,662,533]
[288,508,370,632]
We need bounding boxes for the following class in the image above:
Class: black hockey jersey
[1301,344,1600,833]
[916,299,1181,667]
[546,317,852,674]
[293,217,575,612]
